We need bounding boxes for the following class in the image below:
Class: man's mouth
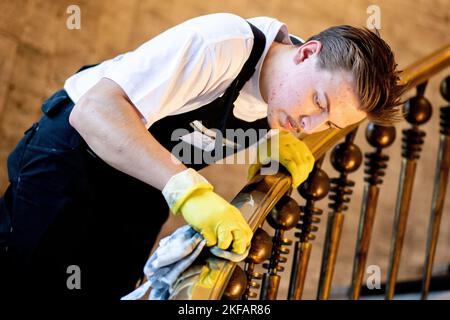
[282,116,299,132]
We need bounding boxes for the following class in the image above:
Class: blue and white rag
[121,225,249,300]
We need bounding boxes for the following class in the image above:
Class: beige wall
[0,0,449,298]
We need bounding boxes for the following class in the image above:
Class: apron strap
[218,22,267,130]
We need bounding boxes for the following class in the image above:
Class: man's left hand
[247,130,315,188]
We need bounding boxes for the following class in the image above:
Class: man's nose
[300,112,328,133]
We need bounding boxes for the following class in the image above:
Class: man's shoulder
[177,13,278,43]
[178,13,252,42]
[183,13,280,30]
[182,13,249,28]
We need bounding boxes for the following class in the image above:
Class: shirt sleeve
[103,25,250,127]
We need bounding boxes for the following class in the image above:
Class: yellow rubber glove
[248,130,315,188]
[162,168,252,255]
[196,259,221,289]
[179,189,252,255]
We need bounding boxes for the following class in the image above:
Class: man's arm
[69,77,253,254]
[69,77,187,191]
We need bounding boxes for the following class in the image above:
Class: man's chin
[266,116,279,130]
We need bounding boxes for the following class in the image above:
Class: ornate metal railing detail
[222,265,248,300]
[288,157,330,300]
[260,196,300,300]
[421,76,450,299]
[242,228,272,300]
[351,123,396,299]
[317,128,362,299]
[385,82,433,299]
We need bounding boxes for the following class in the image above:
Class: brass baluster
[288,157,330,300]
[260,196,300,300]
[386,82,433,299]
[222,266,248,300]
[350,123,396,299]
[242,228,272,300]
[421,76,450,299]
[317,128,362,300]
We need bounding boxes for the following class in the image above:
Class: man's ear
[293,40,322,64]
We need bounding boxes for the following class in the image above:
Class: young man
[0,13,403,299]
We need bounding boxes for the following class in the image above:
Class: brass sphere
[222,266,247,300]
[365,122,396,148]
[403,96,432,125]
[299,168,330,201]
[247,228,273,264]
[440,76,450,102]
[330,142,363,173]
[266,196,301,230]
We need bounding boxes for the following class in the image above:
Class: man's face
[267,47,366,135]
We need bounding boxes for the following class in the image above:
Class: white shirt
[64,13,302,128]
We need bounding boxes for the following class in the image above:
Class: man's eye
[314,94,325,111]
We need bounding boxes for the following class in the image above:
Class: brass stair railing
[167,43,450,300]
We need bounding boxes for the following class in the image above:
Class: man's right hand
[162,168,252,255]
[179,189,252,255]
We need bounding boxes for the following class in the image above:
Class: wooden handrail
[169,43,450,300]
[170,173,292,299]
[399,43,450,91]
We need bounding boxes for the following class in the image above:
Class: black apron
[0,22,267,300]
